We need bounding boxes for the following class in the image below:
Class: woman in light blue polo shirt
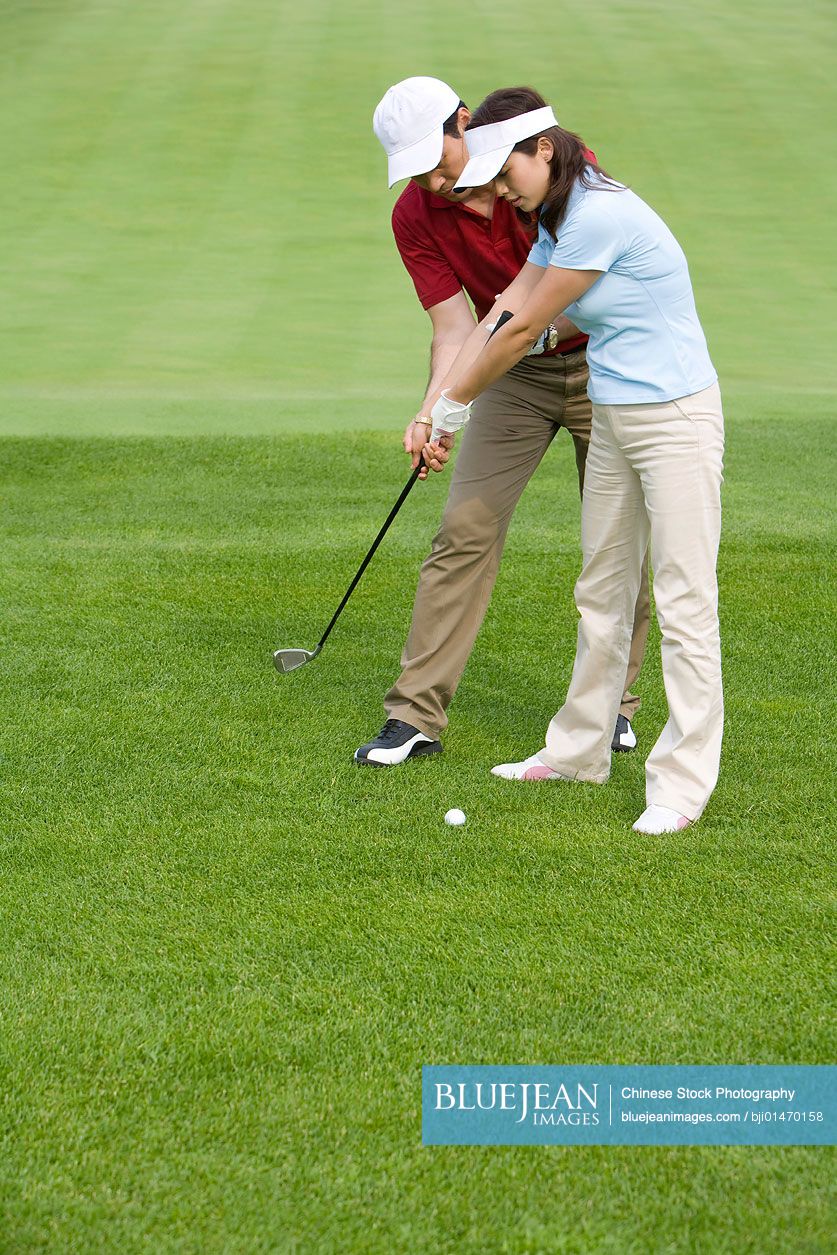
[425,86,724,834]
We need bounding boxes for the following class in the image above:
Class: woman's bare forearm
[438,268,600,407]
[446,323,536,404]
[424,262,547,413]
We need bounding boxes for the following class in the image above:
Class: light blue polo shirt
[528,171,717,404]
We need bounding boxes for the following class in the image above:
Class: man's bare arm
[405,290,477,475]
[418,291,478,415]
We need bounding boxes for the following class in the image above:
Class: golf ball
[444,808,466,826]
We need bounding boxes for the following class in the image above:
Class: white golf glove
[430,390,472,444]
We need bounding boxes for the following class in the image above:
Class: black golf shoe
[612,714,638,753]
[354,719,442,767]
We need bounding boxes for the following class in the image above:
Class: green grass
[1,0,835,1250]
[1,410,835,1251]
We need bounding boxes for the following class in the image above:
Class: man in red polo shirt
[355,76,649,766]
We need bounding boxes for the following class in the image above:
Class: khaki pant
[385,350,651,738]
[540,381,725,819]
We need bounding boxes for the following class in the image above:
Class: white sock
[632,804,691,834]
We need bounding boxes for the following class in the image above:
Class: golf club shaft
[315,455,426,652]
[314,312,514,653]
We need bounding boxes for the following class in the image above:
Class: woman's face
[494,138,553,212]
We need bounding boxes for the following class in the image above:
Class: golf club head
[273,646,320,673]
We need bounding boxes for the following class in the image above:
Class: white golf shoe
[632,804,691,834]
[491,751,566,781]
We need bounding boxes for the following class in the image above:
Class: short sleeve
[392,204,462,310]
[549,198,626,273]
[526,220,554,269]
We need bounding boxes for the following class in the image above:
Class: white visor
[453,105,558,191]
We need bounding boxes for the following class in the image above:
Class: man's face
[411,114,475,200]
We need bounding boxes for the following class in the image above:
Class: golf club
[273,311,515,673]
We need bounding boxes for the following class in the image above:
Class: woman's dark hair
[466,86,617,239]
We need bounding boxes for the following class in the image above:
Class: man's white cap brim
[386,128,445,188]
[454,104,558,191]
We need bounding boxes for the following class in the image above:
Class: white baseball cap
[453,105,559,192]
[373,76,462,188]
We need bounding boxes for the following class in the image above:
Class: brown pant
[385,349,651,739]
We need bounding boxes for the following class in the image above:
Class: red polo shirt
[392,173,593,355]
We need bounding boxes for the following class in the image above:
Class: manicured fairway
[2,411,834,1250]
[1,0,835,1251]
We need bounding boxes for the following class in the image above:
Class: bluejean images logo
[434,1079,600,1127]
[422,1066,836,1146]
